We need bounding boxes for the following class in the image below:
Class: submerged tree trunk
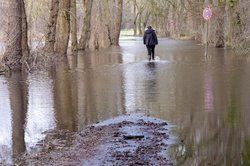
[55,0,71,55]
[70,0,78,51]
[44,0,59,53]
[78,0,93,50]
[111,0,123,45]
[3,0,23,70]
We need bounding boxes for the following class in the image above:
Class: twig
[5,64,11,71]
[0,71,5,75]
[30,53,38,70]
[25,61,31,73]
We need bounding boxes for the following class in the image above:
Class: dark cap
[147,26,152,29]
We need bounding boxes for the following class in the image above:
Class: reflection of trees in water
[53,61,76,131]
[242,136,250,165]
[7,72,28,159]
[79,50,125,125]
[56,50,125,131]
[1,71,56,164]
[170,61,250,165]
[171,108,248,165]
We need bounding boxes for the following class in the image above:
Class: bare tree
[3,0,23,70]
[55,0,71,55]
[132,0,138,35]
[44,0,59,53]
[213,0,225,47]
[87,0,123,49]
[111,0,123,45]
[70,0,78,51]
[21,0,29,57]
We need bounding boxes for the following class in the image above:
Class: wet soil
[15,114,173,166]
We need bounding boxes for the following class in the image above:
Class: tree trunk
[70,0,78,51]
[138,12,142,35]
[88,0,123,49]
[44,0,59,53]
[103,0,112,45]
[21,0,29,57]
[78,0,93,50]
[3,0,23,70]
[55,0,71,55]
[133,1,137,36]
[176,0,185,37]
[142,12,150,31]
[111,0,123,45]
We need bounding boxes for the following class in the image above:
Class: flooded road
[1,37,250,165]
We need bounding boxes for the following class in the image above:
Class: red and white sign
[203,7,212,21]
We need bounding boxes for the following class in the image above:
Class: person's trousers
[146,45,155,60]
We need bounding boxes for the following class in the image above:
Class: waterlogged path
[1,37,250,165]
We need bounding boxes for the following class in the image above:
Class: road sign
[203,7,212,21]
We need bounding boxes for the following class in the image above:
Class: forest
[0,0,249,71]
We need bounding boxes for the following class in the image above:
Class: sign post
[203,7,212,57]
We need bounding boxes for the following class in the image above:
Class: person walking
[143,26,158,61]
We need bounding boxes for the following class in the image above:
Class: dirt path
[16,114,174,166]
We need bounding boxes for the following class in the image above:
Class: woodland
[0,0,249,71]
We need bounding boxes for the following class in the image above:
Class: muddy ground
[14,114,174,166]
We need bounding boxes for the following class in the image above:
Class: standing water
[0,37,250,165]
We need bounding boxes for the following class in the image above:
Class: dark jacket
[143,28,158,45]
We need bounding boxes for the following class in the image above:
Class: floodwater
[1,37,250,165]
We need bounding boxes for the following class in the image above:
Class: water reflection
[74,50,125,130]
[0,77,12,164]
[0,72,55,164]
[203,65,214,112]
[25,73,56,148]
[170,50,250,165]
[51,49,126,131]
[0,38,250,165]
[9,72,27,159]
[53,61,76,131]
[123,61,159,114]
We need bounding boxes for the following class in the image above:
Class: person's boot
[148,55,151,61]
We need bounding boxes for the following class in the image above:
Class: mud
[14,114,174,166]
